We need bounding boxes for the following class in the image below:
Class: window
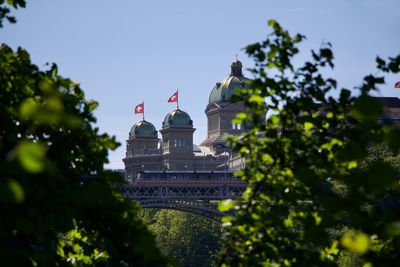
[173,138,187,147]
[232,123,241,130]
[391,113,400,119]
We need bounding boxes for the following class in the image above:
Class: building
[122,58,400,181]
[123,58,249,180]
[376,97,400,127]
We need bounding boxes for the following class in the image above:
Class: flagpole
[177,89,179,110]
[142,101,145,121]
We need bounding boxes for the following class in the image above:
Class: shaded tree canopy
[143,209,222,267]
[219,20,400,267]
[0,44,165,266]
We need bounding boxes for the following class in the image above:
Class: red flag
[395,81,400,88]
[168,90,178,103]
[134,103,144,114]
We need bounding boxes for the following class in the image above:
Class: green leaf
[219,199,235,212]
[38,77,56,93]
[0,178,25,203]
[284,218,293,228]
[236,112,248,120]
[304,122,314,132]
[324,240,339,255]
[8,179,24,203]
[16,141,46,173]
[45,96,63,112]
[87,100,99,111]
[19,98,39,120]
[347,161,358,170]
[312,212,322,225]
[268,19,277,27]
[249,95,265,105]
[341,232,370,255]
[270,115,280,125]
[261,154,274,164]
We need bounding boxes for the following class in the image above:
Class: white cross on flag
[134,103,144,114]
[168,90,178,103]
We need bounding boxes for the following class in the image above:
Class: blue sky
[2,0,400,169]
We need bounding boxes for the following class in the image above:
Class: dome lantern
[230,55,243,77]
[209,57,248,104]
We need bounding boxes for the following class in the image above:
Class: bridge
[123,179,246,221]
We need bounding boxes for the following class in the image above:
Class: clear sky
[2,0,400,169]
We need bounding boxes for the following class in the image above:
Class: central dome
[209,58,248,104]
[163,109,193,128]
[129,120,157,138]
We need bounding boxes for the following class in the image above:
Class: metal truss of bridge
[123,180,246,221]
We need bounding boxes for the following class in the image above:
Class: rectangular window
[232,123,241,130]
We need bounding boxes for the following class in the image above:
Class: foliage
[0,0,26,27]
[0,44,165,266]
[219,20,400,266]
[143,209,222,267]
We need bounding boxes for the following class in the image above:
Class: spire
[230,55,243,77]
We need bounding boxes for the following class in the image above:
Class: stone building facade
[376,97,400,127]
[122,59,400,180]
[123,58,248,180]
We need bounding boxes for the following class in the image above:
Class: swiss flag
[395,81,400,88]
[168,90,178,103]
[134,103,144,114]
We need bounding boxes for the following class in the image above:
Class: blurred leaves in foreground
[0,44,165,266]
[0,0,26,28]
[219,20,400,267]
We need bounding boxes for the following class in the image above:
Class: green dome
[129,120,157,138]
[163,109,193,128]
[209,58,248,104]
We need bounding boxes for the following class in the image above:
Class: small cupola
[230,56,243,77]
[162,109,193,128]
[129,120,158,138]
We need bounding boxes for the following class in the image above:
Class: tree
[143,209,222,267]
[219,20,400,266]
[0,44,165,266]
[0,0,26,28]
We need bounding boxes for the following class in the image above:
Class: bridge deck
[130,179,246,186]
[124,179,246,200]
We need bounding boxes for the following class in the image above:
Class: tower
[160,108,195,171]
[201,58,248,153]
[123,120,162,180]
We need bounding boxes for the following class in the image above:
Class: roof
[374,97,400,108]
[129,120,158,138]
[208,59,249,104]
[162,108,193,128]
[193,145,213,156]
